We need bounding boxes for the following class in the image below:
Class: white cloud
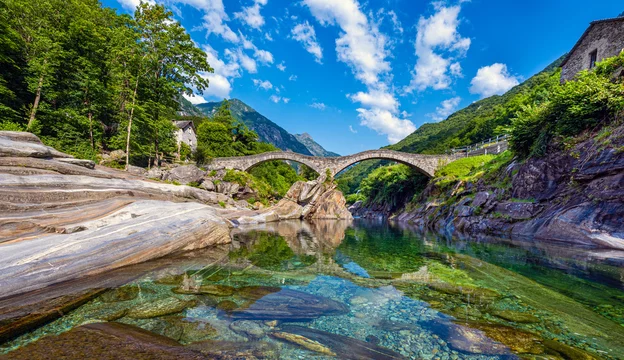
[252,79,273,90]
[277,62,286,71]
[183,93,207,105]
[195,0,239,43]
[270,95,289,103]
[348,89,398,112]
[291,21,323,64]
[234,0,267,29]
[198,44,241,99]
[430,97,461,122]
[470,63,520,98]
[265,33,273,41]
[236,49,257,73]
[303,0,415,144]
[303,0,390,86]
[349,125,358,133]
[406,3,470,92]
[357,108,416,144]
[253,48,274,64]
[289,75,298,81]
[310,102,326,110]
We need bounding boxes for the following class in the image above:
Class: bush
[510,53,624,158]
[360,164,428,211]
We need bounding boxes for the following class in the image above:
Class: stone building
[173,120,197,153]
[560,16,624,82]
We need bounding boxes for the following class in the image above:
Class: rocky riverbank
[361,125,624,250]
[0,131,351,300]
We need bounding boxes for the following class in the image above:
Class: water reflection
[2,219,624,360]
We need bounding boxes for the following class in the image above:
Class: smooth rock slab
[127,297,196,319]
[228,289,349,321]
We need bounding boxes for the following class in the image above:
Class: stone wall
[561,19,624,82]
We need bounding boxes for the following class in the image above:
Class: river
[2,219,624,359]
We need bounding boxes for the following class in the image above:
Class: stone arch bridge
[207,150,461,178]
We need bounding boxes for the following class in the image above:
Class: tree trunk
[27,71,45,130]
[88,112,94,149]
[125,75,140,171]
[154,127,159,168]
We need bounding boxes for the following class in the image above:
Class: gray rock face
[54,158,96,169]
[146,167,163,180]
[0,131,71,159]
[200,179,215,191]
[126,165,147,176]
[163,165,205,185]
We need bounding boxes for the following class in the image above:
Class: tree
[132,2,212,168]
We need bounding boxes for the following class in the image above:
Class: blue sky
[102,0,623,155]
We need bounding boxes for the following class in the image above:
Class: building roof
[173,120,195,131]
[561,16,624,67]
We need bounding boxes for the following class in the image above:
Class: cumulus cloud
[235,49,257,73]
[291,21,323,63]
[406,3,470,92]
[252,79,273,90]
[277,62,286,71]
[303,0,413,144]
[253,48,274,64]
[357,108,416,144]
[310,102,327,110]
[270,95,290,103]
[470,63,520,98]
[349,125,358,133]
[197,44,241,99]
[183,93,208,105]
[303,0,390,86]
[348,89,398,112]
[234,0,268,29]
[429,97,461,122]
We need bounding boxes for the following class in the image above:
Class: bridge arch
[207,150,457,178]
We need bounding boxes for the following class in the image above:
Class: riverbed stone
[187,340,279,359]
[100,285,140,303]
[229,320,269,339]
[236,285,281,300]
[173,284,235,296]
[127,297,196,319]
[491,309,540,323]
[228,289,349,320]
[163,165,205,185]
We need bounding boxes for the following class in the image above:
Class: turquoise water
[2,219,624,359]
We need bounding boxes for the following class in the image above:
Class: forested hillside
[197,99,313,155]
[0,0,209,167]
[338,56,565,196]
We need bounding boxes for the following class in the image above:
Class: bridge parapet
[207,150,460,178]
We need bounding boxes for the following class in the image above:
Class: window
[589,49,598,69]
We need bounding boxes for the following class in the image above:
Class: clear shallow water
[2,219,624,359]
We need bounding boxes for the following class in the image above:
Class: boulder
[146,167,164,180]
[216,181,240,196]
[164,165,205,185]
[126,165,147,176]
[0,132,71,159]
[307,189,353,220]
[200,179,215,191]
[471,191,491,208]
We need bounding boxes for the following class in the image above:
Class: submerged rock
[229,320,269,339]
[162,316,218,344]
[468,322,544,354]
[1,322,205,360]
[271,331,336,356]
[424,319,511,355]
[127,297,196,319]
[278,325,406,359]
[173,284,235,297]
[236,286,281,300]
[228,289,349,321]
[100,285,140,303]
[491,309,540,323]
[187,340,279,359]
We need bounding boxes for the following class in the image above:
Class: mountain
[294,133,340,157]
[196,99,313,156]
[177,95,205,117]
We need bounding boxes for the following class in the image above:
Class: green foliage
[179,142,192,161]
[345,193,366,205]
[434,151,514,191]
[0,0,211,165]
[0,120,25,131]
[249,161,301,197]
[511,53,624,157]
[359,164,429,211]
[436,155,497,178]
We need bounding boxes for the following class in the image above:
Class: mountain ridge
[294,133,340,157]
[196,99,313,156]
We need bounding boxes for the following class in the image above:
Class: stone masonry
[561,17,624,82]
[207,149,460,178]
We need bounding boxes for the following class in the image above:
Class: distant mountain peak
[195,99,313,156]
[294,133,340,158]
